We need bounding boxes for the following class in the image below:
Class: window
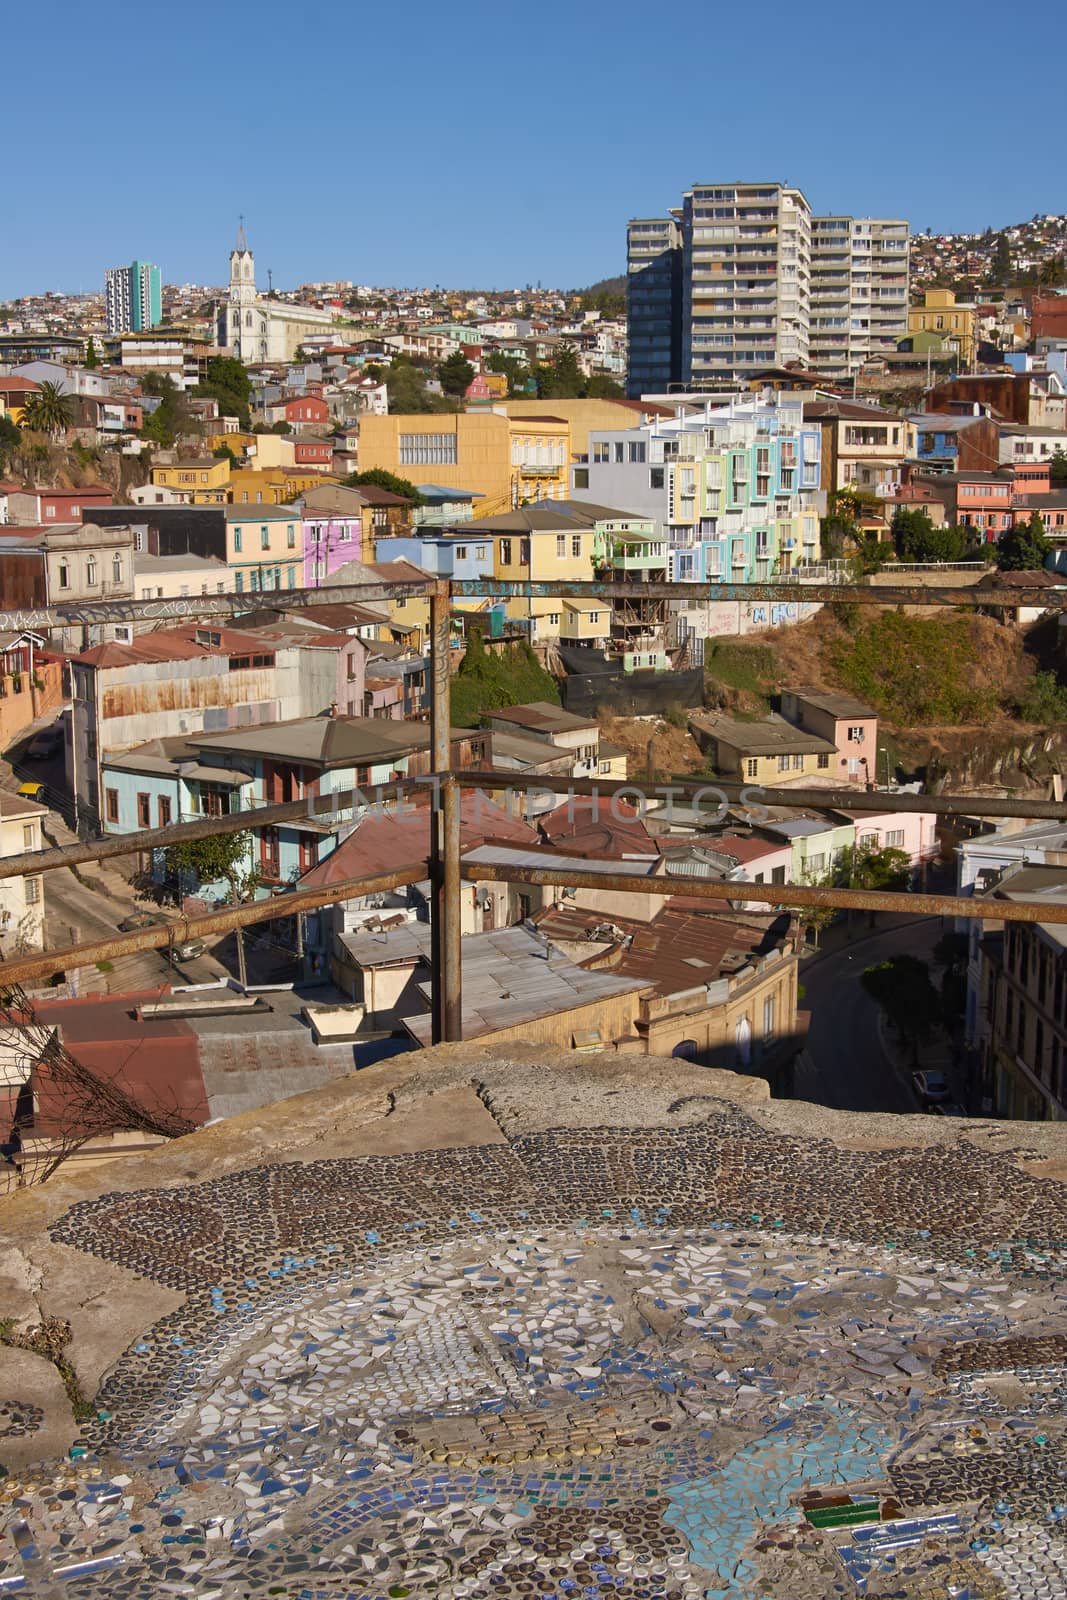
[763,994,775,1043]
[22,823,34,848]
[614,442,625,463]
[86,556,97,586]
[287,525,295,548]
[887,829,904,848]
[235,571,244,592]
[571,536,582,558]
[847,725,864,742]
[500,538,512,565]
[548,612,560,627]
[574,468,589,489]
[556,534,567,558]
[137,792,151,828]
[817,753,830,769]
[112,554,123,583]
[792,754,803,770]
[25,877,40,905]
[629,441,646,464]
[771,865,786,885]
[454,545,468,561]
[593,442,610,464]
[860,832,879,849]
[808,852,826,874]
[399,432,458,466]
[261,525,270,549]
[746,758,759,778]
[650,467,665,490]
[105,789,119,823]
[233,526,243,552]
[777,754,790,772]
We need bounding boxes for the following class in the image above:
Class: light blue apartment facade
[572,396,823,585]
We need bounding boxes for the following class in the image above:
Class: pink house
[850,809,939,869]
[780,689,878,787]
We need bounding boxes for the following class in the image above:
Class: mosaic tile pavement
[5,1098,1067,1596]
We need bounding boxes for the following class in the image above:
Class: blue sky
[3,0,1063,299]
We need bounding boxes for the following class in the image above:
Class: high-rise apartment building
[626,216,682,397]
[809,217,910,381]
[626,184,909,395]
[105,260,162,335]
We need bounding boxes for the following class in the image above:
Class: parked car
[16,780,47,804]
[26,726,61,759]
[167,939,205,964]
[117,910,170,933]
[913,1069,951,1106]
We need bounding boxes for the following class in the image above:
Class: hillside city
[7,85,1067,1598]
[0,189,1066,1182]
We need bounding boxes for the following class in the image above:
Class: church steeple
[229,216,256,304]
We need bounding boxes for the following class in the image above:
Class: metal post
[429,582,461,1042]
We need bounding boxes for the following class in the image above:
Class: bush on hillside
[829,611,998,724]
[450,628,560,727]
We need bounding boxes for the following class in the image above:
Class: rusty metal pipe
[0,865,428,989]
[442,777,462,1042]
[453,771,1067,822]
[450,578,1065,609]
[460,860,1067,925]
[429,583,452,1044]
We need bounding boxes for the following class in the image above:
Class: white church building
[218,227,338,364]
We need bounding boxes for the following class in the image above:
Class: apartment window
[763,994,775,1043]
[629,441,646,464]
[500,538,512,565]
[808,852,826,874]
[614,442,625,463]
[399,432,458,466]
[571,535,582,558]
[887,829,904,848]
[556,534,567,558]
[574,468,589,489]
[104,787,120,824]
[287,525,295,548]
[235,571,244,592]
[137,792,151,828]
[548,612,560,627]
[234,527,243,552]
[261,525,270,549]
[25,877,40,905]
[455,545,468,561]
[650,467,664,489]
[817,753,830,769]
[112,554,123,583]
[746,758,759,778]
[593,442,610,463]
[771,865,786,885]
[777,755,790,772]
[86,556,97,586]
[847,725,864,742]
[792,754,803,770]
[22,823,34,848]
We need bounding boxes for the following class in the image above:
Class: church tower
[227,222,257,356]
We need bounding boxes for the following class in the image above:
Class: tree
[344,468,424,504]
[19,382,73,439]
[584,372,625,399]
[987,233,1013,286]
[84,336,99,370]
[1050,446,1067,487]
[384,356,435,414]
[486,352,533,396]
[213,443,240,468]
[0,412,20,464]
[1016,669,1067,724]
[797,865,838,948]
[892,507,973,563]
[535,346,584,400]
[860,955,942,1065]
[996,510,1051,572]
[164,832,259,988]
[438,350,475,397]
[837,842,912,927]
[197,355,252,428]
[139,371,193,448]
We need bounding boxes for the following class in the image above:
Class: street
[796,915,945,1113]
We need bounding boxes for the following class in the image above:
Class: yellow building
[357,411,570,513]
[151,457,231,504]
[908,289,977,369]
[229,467,339,505]
[477,508,597,639]
[501,397,666,462]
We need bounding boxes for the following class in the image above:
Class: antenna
[268,268,273,294]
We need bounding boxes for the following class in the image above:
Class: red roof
[28,990,208,1133]
[299,795,538,890]
[0,377,41,393]
[539,796,659,859]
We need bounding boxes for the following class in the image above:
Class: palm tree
[20,382,73,439]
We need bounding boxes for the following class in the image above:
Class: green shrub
[450,630,560,727]
[1016,670,1067,724]
[829,611,998,724]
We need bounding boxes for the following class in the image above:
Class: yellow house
[151,457,231,504]
[228,466,339,505]
[357,410,570,514]
[908,289,976,369]
[478,509,597,639]
[689,711,839,788]
[559,598,610,646]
